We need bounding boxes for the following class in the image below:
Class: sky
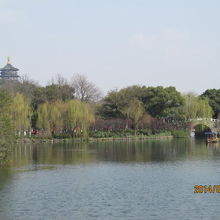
[0,0,220,95]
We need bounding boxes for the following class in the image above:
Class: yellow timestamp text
[194,185,220,193]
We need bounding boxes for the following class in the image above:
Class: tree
[46,75,75,102]
[98,89,125,118]
[99,85,184,120]
[49,74,68,86]
[0,91,13,141]
[0,78,20,94]
[98,86,145,119]
[32,83,74,110]
[200,89,220,118]
[36,102,50,131]
[17,75,38,100]
[32,87,48,109]
[47,101,63,133]
[45,84,74,102]
[11,93,33,134]
[122,98,145,133]
[72,74,102,103]
[36,100,95,136]
[64,100,95,136]
[141,86,184,118]
[0,75,38,101]
[182,93,213,120]
[0,91,14,163]
[36,101,63,134]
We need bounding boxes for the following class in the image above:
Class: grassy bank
[16,136,174,144]
[14,129,191,144]
[15,133,175,144]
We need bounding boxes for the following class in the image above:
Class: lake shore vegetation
[0,74,217,146]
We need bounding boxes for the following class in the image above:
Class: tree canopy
[99,86,185,119]
[0,75,217,138]
[36,100,94,136]
[141,86,184,118]
[11,93,33,133]
[200,89,220,118]
[0,91,13,141]
[182,93,213,120]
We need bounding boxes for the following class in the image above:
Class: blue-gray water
[1,138,220,220]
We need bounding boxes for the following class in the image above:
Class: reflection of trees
[0,169,13,190]
[10,143,96,166]
[86,139,216,163]
[8,139,217,166]
[206,143,220,156]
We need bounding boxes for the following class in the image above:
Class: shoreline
[15,135,174,144]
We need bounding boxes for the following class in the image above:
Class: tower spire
[7,57,11,64]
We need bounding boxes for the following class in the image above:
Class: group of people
[17,129,39,137]
[16,128,84,137]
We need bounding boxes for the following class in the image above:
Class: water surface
[1,138,220,220]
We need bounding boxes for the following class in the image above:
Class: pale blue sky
[0,0,220,94]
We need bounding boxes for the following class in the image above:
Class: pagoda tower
[0,57,20,80]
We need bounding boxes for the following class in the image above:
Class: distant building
[0,57,20,80]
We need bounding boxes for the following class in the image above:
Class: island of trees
[0,74,219,144]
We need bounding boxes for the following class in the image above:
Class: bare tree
[16,75,38,100]
[0,74,38,99]
[71,74,102,103]
[48,74,68,86]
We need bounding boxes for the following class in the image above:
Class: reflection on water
[1,138,220,220]
[7,138,220,167]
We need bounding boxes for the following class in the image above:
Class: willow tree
[0,91,14,163]
[182,93,213,120]
[36,102,50,131]
[122,98,145,134]
[64,100,95,136]
[11,93,33,134]
[36,100,94,136]
[78,101,95,133]
[64,100,80,130]
[48,101,63,133]
[0,92,13,140]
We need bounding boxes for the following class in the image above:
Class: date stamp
[194,185,220,193]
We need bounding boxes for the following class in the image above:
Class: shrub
[171,130,189,138]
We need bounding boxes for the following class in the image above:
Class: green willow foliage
[122,98,145,130]
[10,93,33,133]
[36,102,50,130]
[64,100,95,133]
[0,83,216,144]
[0,92,14,141]
[36,100,94,136]
[182,94,213,120]
[0,92,14,163]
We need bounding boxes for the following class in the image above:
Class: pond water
[1,138,220,220]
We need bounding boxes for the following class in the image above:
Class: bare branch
[71,74,102,103]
